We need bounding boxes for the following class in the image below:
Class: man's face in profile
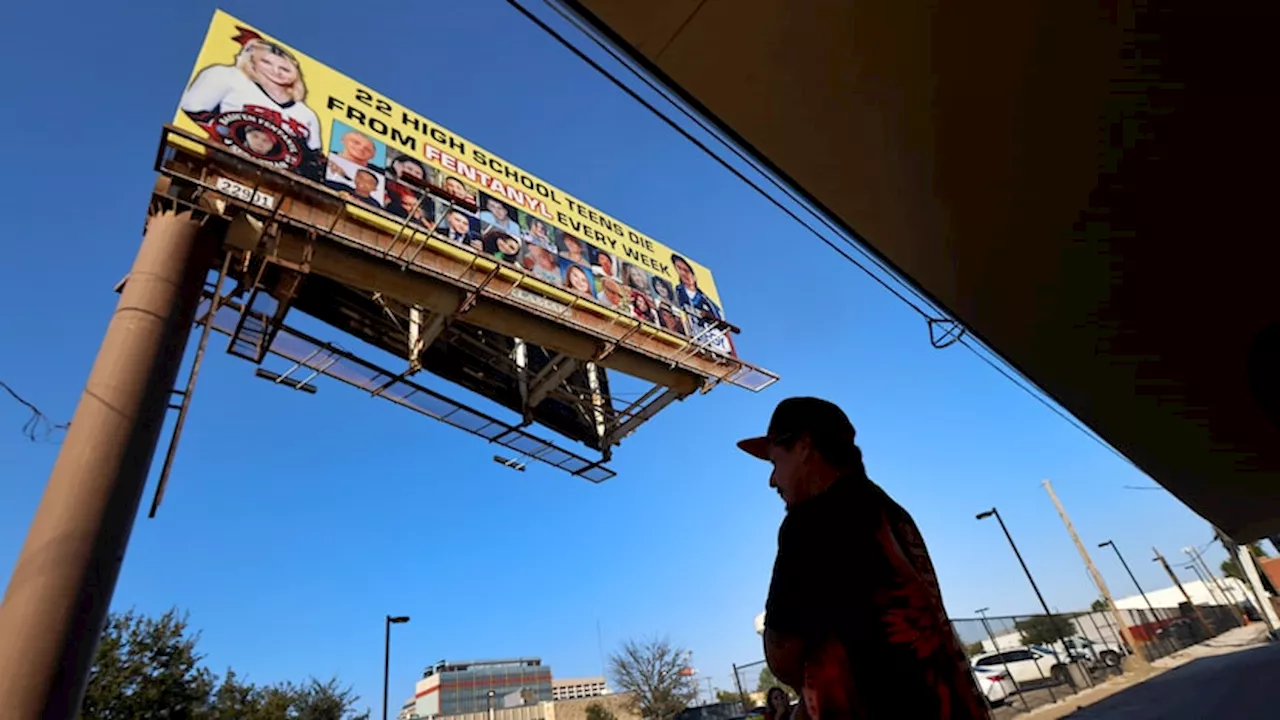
[769,435,807,508]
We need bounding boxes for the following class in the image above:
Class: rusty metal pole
[0,207,216,720]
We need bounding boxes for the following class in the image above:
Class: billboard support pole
[0,205,216,719]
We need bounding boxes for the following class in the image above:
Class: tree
[1221,543,1271,582]
[1014,615,1076,645]
[586,702,619,720]
[715,689,745,706]
[1090,598,1108,613]
[83,607,370,720]
[292,678,370,720]
[207,668,260,719]
[608,637,698,720]
[756,666,795,698]
[82,607,216,719]
[964,641,986,657]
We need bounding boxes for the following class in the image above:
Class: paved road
[1060,641,1280,719]
[991,687,1062,719]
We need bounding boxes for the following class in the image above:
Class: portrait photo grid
[313,119,725,342]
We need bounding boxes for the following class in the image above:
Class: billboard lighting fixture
[714,318,740,334]
[493,455,527,472]
[692,308,739,335]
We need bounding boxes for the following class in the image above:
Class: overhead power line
[506,0,1138,470]
[1,380,68,442]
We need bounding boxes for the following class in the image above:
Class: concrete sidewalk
[1020,624,1274,720]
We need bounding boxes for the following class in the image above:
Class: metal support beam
[513,338,530,409]
[457,264,502,315]
[604,387,682,447]
[408,307,446,373]
[257,266,304,362]
[527,355,580,410]
[269,231,705,395]
[148,253,233,518]
[592,322,642,363]
[0,209,216,719]
[586,362,607,443]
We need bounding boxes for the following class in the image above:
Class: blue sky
[0,0,1233,712]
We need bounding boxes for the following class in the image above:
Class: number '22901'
[214,177,276,210]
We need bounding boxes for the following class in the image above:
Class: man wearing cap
[741,398,988,720]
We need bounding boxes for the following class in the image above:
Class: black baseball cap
[737,397,856,460]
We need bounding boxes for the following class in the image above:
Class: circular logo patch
[210,111,303,171]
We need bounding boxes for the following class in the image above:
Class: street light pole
[975,607,1027,709]
[1182,554,1226,607]
[976,506,1079,691]
[1183,562,1213,598]
[1185,546,1246,627]
[975,509,1066,648]
[1152,548,1212,637]
[384,615,410,720]
[1100,540,1165,658]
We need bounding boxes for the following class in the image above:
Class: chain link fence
[950,604,1246,716]
[735,602,1248,718]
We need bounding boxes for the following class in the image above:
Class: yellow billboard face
[174,11,734,356]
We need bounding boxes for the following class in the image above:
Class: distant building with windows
[552,677,609,701]
[405,658,553,719]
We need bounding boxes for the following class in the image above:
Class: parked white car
[970,666,1016,705]
[971,646,1070,687]
[1055,635,1126,668]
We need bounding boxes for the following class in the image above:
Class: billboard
[175,10,734,356]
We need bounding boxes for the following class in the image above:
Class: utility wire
[1,380,69,442]
[955,338,1138,470]
[507,0,1138,470]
